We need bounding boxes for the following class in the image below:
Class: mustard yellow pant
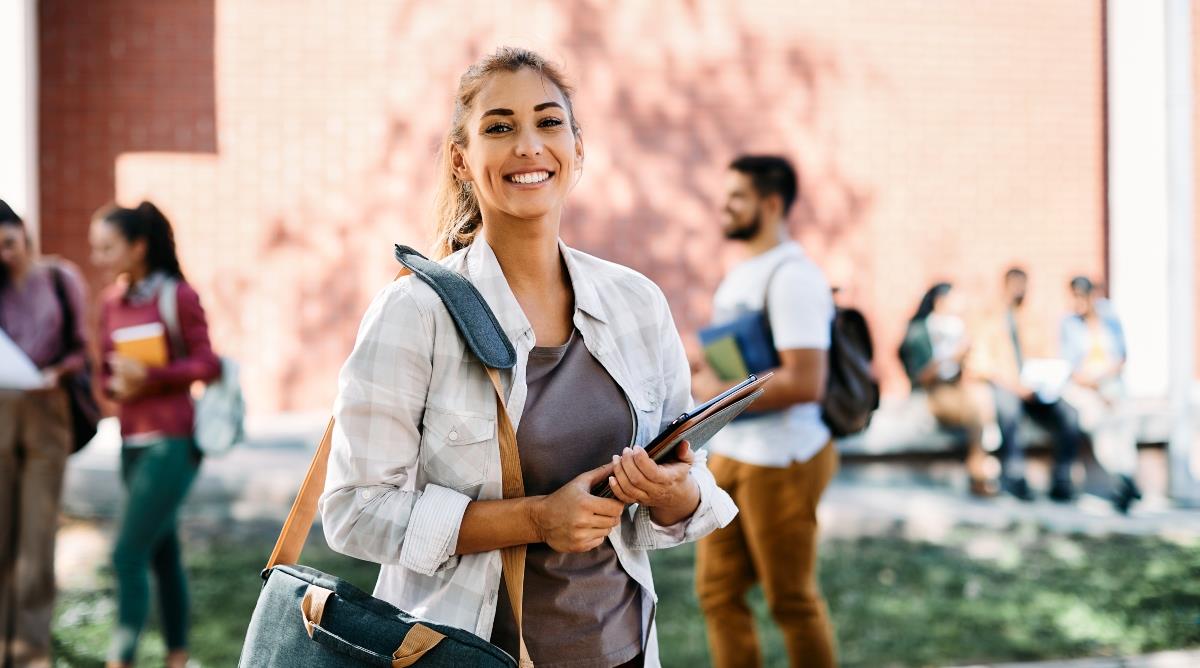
[696,443,839,668]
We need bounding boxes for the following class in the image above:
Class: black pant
[992,385,1081,485]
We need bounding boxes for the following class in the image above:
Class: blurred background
[3,1,1200,666]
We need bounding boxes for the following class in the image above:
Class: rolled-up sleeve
[320,281,470,575]
[626,289,738,550]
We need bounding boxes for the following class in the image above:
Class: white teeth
[510,171,550,184]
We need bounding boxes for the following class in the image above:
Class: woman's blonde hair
[431,47,581,259]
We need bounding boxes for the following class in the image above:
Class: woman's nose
[514,133,543,158]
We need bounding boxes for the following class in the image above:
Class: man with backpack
[691,156,841,667]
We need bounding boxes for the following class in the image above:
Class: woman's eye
[539,117,564,128]
[484,123,513,134]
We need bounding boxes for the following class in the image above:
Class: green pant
[109,438,200,663]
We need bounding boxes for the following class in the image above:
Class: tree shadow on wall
[238,1,877,411]
[556,2,875,335]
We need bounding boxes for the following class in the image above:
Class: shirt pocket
[630,376,664,446]
[420,406,495,493]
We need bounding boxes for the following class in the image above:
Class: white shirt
[319,238,737,667]
[706,241,834,467]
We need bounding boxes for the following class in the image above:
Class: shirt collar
[125,271,169,305]
[558,238,607,324]
[462,237,609,345]
[464,238,533,344]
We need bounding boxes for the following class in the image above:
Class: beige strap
[485,367,533,668]
[391,623,446,667]
[300,584,335,638]
[267,419,335,570]
[263,267,533,665]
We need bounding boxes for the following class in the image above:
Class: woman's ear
[131,238,149,264]
[450,143,472,183]
[571,132,585,190]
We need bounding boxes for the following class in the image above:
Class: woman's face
[452,68,583,225]
[0,224,30,273]
[89,219,145,280]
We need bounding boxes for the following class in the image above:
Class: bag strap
[760,255,799,328]
[157,276,187,358]
[265,245,533,667]
[48,263,83,366]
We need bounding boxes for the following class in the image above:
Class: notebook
[590,373,773,498]
[112,322,170,368]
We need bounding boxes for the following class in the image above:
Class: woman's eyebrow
[482,102,562,118]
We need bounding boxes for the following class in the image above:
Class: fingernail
[623,447,632,455]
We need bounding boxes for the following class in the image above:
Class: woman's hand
[36,365,62,391]
[107,354,148,401]
[609,441,701,527]
[531,463,626,553]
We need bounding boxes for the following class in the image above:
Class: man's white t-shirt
[705,241,834,467]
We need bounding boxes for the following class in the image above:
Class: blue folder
[699,310,780,379]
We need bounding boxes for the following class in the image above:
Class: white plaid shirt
[320,238,737,665]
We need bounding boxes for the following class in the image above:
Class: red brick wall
[38,1,1107,414]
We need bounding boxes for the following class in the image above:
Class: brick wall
[38,1,1107,414]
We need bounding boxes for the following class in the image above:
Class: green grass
[53,526,1200,667]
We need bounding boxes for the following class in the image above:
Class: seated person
[970,267,1082,502]
[1060,276,1141,513]
[899,282,999,496]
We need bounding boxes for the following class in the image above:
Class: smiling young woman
[319,48,737,668]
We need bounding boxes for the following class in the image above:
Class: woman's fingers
[608,473,638,505]
[612,454,650,503]
[628,446,665,482]
[675,440,695,465]
[618,449,653,488]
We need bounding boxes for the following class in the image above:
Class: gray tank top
[490,330,643,667]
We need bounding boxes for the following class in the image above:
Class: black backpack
[821,307,879,437]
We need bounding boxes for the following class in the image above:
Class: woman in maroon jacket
[89,201,220,668]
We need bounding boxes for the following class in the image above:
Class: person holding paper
[690,156,838,668]
[968,267,1082,502]
[0,199,90,668]
[89,201,220,668]
[319,48,736,668]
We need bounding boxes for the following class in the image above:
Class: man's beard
[723,210,762,241]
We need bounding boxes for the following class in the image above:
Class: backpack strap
[48,263,85,364]
[266,245,533,667]
[157,276,187,357]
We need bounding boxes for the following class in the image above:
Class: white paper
[1020,358,1072,403]
[0,328,46,390]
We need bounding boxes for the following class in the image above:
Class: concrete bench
[836,392,1177,460]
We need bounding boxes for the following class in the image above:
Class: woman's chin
[499,201,559,222]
